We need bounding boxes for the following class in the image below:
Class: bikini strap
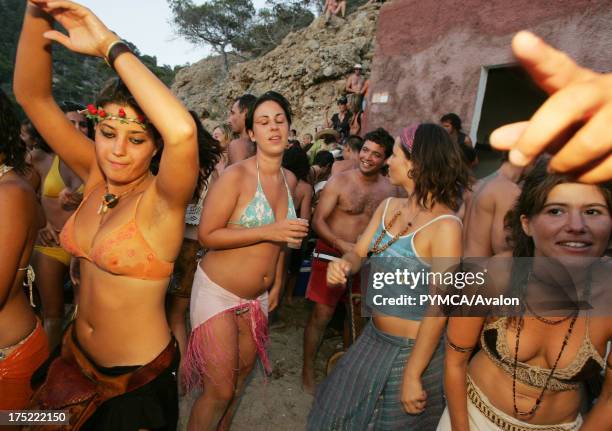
[256,160,262,191]
[411,213,463,237]
[382,197,393,220]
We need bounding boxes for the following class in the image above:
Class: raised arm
[13,2,94,181]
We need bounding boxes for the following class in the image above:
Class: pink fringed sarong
[181,266,270,392]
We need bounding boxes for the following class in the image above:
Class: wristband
[104,40,131,70]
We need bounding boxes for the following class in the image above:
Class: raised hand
[490,31,612,183]
[30,0,118,58]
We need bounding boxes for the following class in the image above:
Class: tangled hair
[506,158,612,258]
[282,146,310,182]
[245,91,292,132]
[363,128,394,158]
[190,112,222,199]
[234,94,257,114]
[440,112,462,131]
[400,123,471,212]
[345,134,364,153]
[95,78,162,147]
[213,123,233,148]
[0,89,28,174]
[313,150,334,168]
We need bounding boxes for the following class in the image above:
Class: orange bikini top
[60,183,174,280]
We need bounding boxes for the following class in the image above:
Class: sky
[79,0,269,67]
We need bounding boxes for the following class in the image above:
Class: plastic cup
[288,218,309,249]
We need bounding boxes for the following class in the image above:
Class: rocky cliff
[171,4,381,134]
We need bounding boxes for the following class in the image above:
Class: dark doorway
[473,65,548,178]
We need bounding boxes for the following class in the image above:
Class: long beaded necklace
[512,312,578,417]
[367,206,421,257]
[98,174,150,215]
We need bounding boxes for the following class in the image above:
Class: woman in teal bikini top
[185,91,309,431]
[228,160,297,228]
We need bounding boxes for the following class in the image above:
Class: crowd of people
[0,2,610,431]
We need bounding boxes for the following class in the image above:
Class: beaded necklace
[367,206,421,257]
[512,312,578,417]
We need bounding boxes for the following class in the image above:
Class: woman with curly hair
[309,123,470,430]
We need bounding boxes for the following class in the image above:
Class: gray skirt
[308,320,445,431]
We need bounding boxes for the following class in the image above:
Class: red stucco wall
[366,0,612,137]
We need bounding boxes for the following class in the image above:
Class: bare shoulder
[432,214,463,235]
[325,170,351,190]
[282,168,298,190]
[217,158,250,182]
[0,177,37,216]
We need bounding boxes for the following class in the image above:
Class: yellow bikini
[35,155,82,266]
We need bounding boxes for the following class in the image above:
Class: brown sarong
[26,326,176,431]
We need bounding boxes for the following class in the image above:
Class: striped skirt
[308,320,445,431]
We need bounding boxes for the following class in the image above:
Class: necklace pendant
[104,193,119,209]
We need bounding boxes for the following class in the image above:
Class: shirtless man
[345,64,365,114]
[227,94,257,165]
[302,127,398,393]
[463,154,526,256]
[330,134,363,176]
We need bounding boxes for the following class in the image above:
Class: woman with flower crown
[14,0,198,428]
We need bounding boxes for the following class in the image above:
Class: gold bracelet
[446,339,474,354]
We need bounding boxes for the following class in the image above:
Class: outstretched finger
[40,0,85,13]
[506,81,604,167]
[489,122,529,151]
[512,31,595,94]
[42,30,73,50]
[548,104,612,175]
[575,154,612,183]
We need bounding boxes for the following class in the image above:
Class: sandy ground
[178,297,341,431]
